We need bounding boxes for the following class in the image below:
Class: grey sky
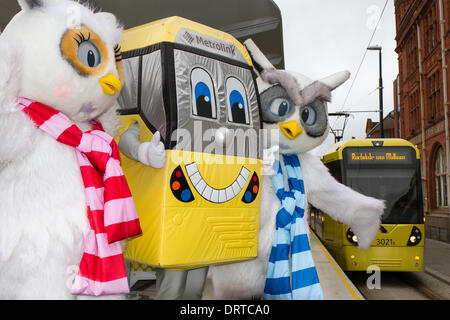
[273,0,398,155]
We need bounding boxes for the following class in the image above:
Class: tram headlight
[346,229,358,245]
[407,226,422,246]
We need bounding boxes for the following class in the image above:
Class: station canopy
[0,0,284,69]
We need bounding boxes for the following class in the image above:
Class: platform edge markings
[309,228,365,300]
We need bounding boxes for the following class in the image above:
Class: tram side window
[326,161,342,183]
[141,51,166,138]
[117,56,139,112]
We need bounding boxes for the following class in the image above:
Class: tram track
[398,272,447,300]
[346,271,449,300]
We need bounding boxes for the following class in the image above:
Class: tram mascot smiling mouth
[207,39,386,300]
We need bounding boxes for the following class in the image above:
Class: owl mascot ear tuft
[18,0,43,10]
[319,71,351,91]
[95,12,119,27]
[243,38,275,76]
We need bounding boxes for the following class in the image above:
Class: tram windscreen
[342,146,423,224]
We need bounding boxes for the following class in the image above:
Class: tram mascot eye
[191,67,216,119]
[115,17,263,300]
[0,0,142,298]
[207,40,386,300]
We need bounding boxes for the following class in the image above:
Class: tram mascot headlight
[346,229,359,245]
[407,226,422,246]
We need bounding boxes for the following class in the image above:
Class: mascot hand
[137,131,166,168]
[262,145,279,176]
[350,198,385,250]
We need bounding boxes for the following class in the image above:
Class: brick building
[365,111,397,138]
[393,0,449,242]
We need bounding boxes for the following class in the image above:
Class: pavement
[308,230,364,300]
[423,238,450,285]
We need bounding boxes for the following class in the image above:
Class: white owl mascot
[0,0,164,299]
[207,39,385,300]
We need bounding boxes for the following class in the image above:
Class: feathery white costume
[0,0,164,299]
[208,40,385,299]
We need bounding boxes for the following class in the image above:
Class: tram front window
[342,147,423,224]
[346,167,421,224]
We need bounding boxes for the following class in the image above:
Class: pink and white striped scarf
[18,98,142,296]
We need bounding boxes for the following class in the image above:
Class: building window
[409,90,420,134]
[428,71,442,121]
[406,30,418,76]
[440,228,448,242]
[423,1,439,56]
[431,226,438,240]
[434,147,448,207]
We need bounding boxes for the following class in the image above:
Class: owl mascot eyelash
[0,0,164,299]
[207,39,385,300]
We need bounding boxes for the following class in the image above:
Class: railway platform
[128,232,450,300]
[128,225,365,300]
[307,228,364,300]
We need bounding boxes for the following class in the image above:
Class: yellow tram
[116,17,263,270]
[309,138,425,272]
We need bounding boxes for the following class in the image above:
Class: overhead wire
[337,0,389,114]
[324,0,390,154]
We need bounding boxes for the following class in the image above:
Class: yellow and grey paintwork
[117,17,262,270]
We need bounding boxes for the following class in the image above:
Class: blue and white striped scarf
[263,153,324,300]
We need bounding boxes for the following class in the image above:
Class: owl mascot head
[207,40,384,300]
[1,0,124,123]
[0,0,143,299]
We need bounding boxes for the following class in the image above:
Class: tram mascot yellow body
[116,17,263,299]
[207,40,385,299]
[0,0,160,299]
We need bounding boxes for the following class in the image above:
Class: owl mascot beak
[279,121,302,140]
[99,73,122,95]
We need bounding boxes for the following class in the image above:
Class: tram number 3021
[376,238,395,246]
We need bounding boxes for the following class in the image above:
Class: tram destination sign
[343,147,416,166]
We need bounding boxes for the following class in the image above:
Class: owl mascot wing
[207,39,384,299]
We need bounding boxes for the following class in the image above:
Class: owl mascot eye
[0,0,166,299]
[207,40,385,300]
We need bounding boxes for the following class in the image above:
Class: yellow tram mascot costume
[207,40,386,299]
[116,17,263,299]
[0,0,157,299]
